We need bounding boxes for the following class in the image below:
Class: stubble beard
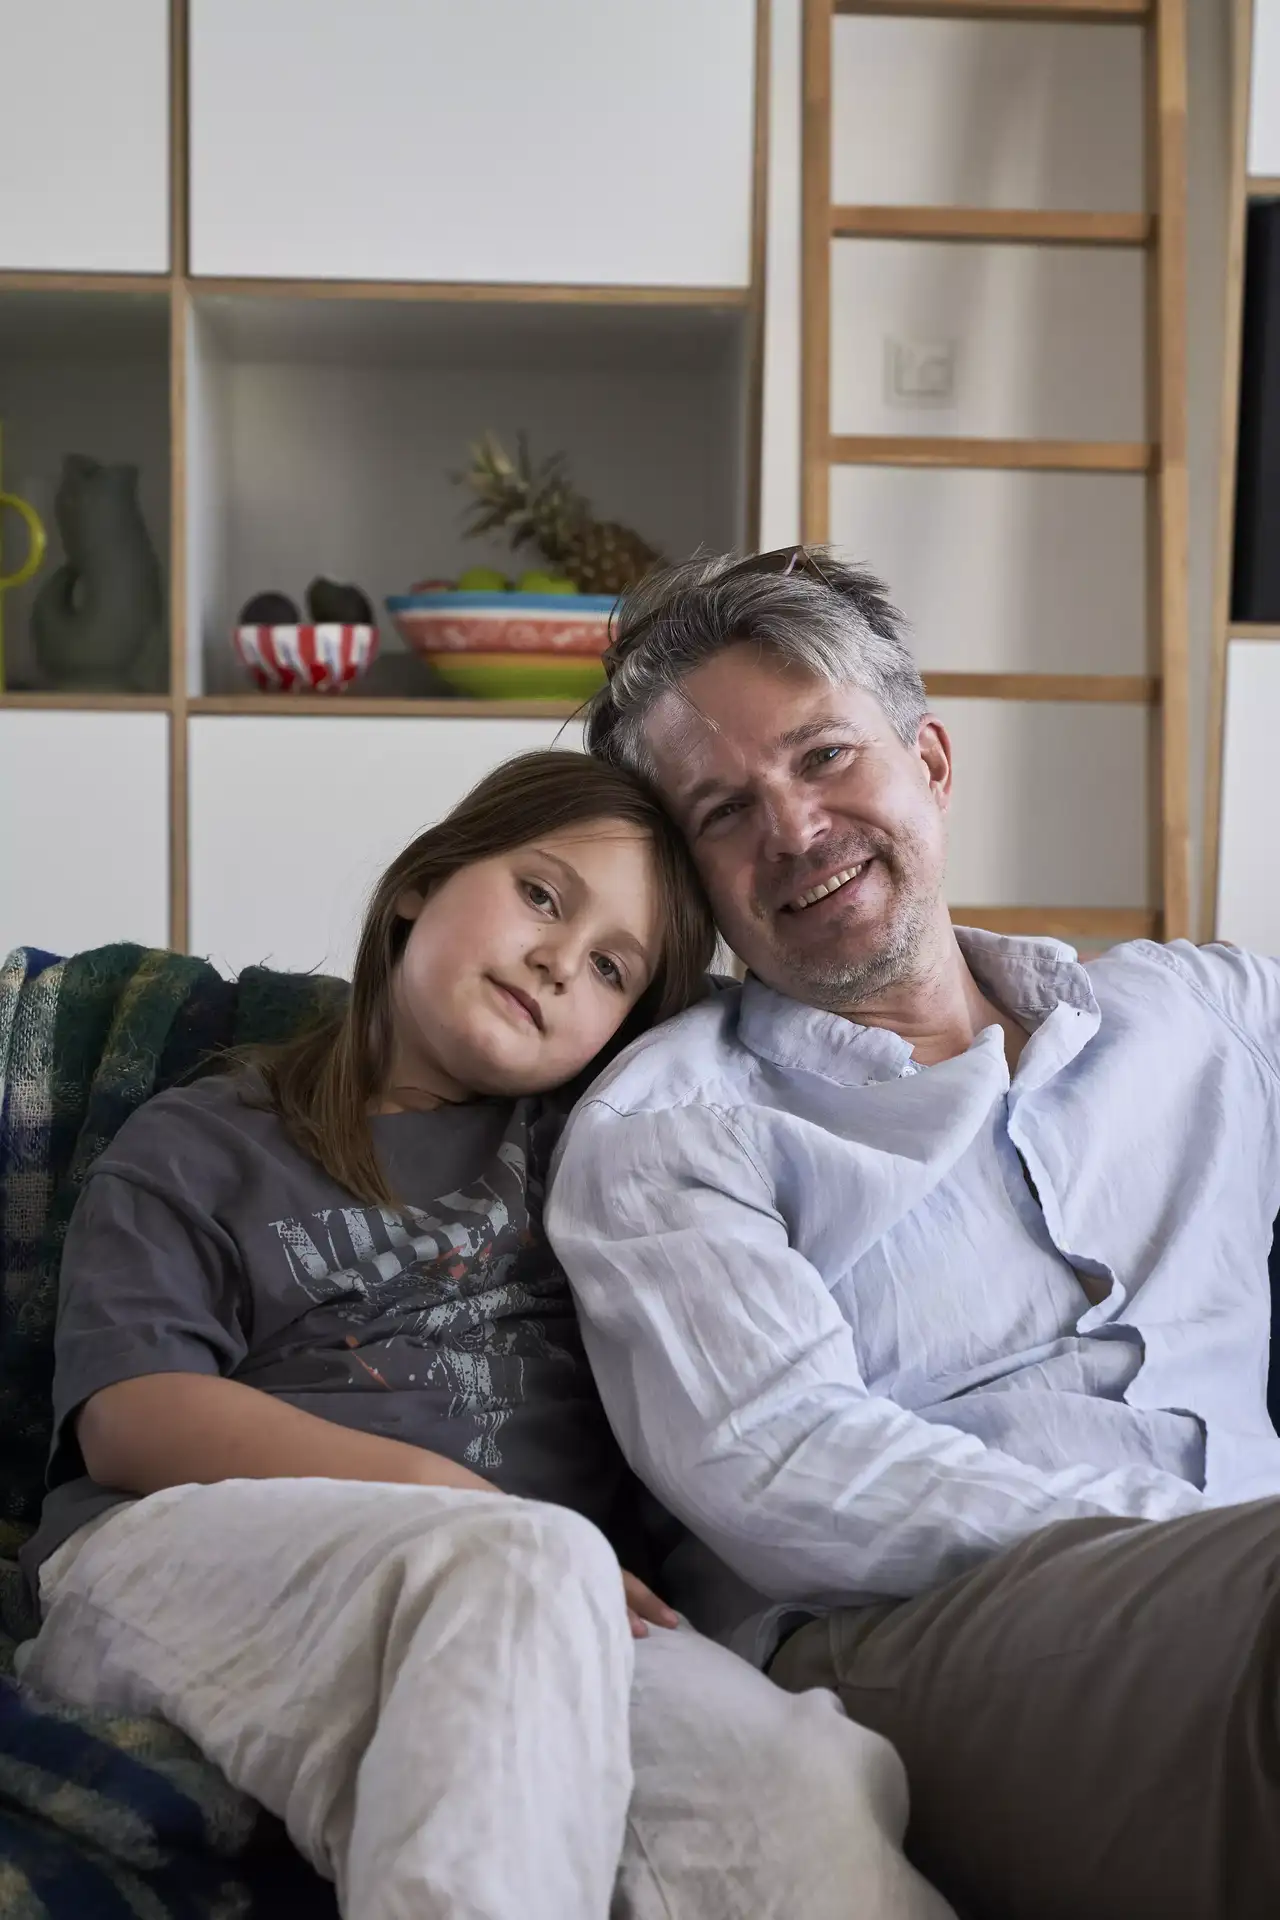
[763,833,941,1013]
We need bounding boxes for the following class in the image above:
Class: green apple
[458,565,509,592]
[518,570,580,595]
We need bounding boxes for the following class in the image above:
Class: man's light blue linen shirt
[548,933,1280,1650]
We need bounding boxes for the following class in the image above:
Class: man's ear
[395,889,425,922]
[917,716,953,810]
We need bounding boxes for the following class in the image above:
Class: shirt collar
[737,926,1101,1089]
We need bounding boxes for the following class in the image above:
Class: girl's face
[383,820,662,1105]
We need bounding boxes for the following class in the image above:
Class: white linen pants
[23,1478,953,1920]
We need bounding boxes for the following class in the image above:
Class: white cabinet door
[189,716,585,978]
[1216,642,1280,955]
[0,0,169,272]
[0,712,169,961]
[1249,0,1280,179]
[189,0,756,287]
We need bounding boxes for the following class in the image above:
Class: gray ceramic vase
[31,455,165,691]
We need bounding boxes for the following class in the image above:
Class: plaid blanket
[0,943,344,1919]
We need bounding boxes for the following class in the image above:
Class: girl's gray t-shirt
[23,1071,625,1590]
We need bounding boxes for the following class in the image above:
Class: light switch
[885,337,957,408]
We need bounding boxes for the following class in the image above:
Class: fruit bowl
[426,652,606,701]
[386,590,615,659]
[234,622,378,693]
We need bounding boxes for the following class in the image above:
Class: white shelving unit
[0,0,767,975]
[4,0,1193,975]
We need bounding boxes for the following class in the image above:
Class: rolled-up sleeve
[548,1097,1206,1604]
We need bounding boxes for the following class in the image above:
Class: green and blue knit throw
[0,943,344,1919]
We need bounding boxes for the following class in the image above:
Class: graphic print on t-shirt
[32,1078,626,1588]
[262,1135,577,1471]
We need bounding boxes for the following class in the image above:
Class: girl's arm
[57,1145,672,1634]
[79,1375,675,1636]
[79,1372,494,1496]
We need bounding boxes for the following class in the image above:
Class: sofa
[1,939,1278,1919]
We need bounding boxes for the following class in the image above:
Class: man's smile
[782,861,869,913]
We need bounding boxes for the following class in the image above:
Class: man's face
[642,645,953,1007]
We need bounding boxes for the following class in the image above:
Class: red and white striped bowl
[233,623,379,693]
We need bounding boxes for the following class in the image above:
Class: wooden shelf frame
[804,0,1190,942]
[0,692,172,713]
[0,670,1161,719]
[0,0,774,956]
[0,270,173,296]
[1247,176,1280,199]
[187,695,589,719]
[831,206,1152,244]
[925,673,1158,701]
[187,275,754,310]
[828,435,1153,470]
[835,0,1149,18]
[950,906,1159,939]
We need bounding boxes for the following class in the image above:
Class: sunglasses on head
[731,544,836,586]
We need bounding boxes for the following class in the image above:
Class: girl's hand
[622,1569,679,1639]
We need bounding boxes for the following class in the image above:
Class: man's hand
[622,1569,678,1639]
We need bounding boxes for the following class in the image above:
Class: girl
[21,751,933,1920]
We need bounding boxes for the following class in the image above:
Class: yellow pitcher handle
[0,491,46,589]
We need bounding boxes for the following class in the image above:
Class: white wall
[828,238,1145,442]
[830,15,1143,209]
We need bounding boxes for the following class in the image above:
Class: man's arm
[1157,941,1280,1082]
[548,1100,1205,1604]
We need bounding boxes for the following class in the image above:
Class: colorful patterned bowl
[386,590,615,659]
[424,651,607,701]
[234,623,379,693]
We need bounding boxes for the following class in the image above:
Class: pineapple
[458,432,663,596]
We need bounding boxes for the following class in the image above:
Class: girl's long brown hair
[248,749,715,1206]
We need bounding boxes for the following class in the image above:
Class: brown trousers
[768,1499,1280,1920]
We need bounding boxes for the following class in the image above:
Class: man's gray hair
[585,547,927,776]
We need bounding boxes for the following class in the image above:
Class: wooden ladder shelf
[802,0,1191,945]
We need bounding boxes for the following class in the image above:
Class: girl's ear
[395,889,425,922]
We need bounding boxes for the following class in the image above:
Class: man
[547,547,1280,1920]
